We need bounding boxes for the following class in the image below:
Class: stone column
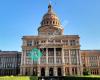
[45,67,49,76]
[76,49,80,75]
[37,67,41,76]
[46,48,48,64]
[20,50,24,75]
[38,57,40,64]
[20,67,23,75]
[78,50,83,75]
[24,50,26,65]
[24,50,27,76]
[32,40,34,46]
[22,50,26,75]
[54,67,57,76]
[62,66,65,76]
[21,50,24,65]
[23,68,25,75]
[68,40,70,46]
[62,48,65,64]
[30,67,33,76]
[54,48,56,64]
[87,55,89,68]
[54,48,57,76]
[69,49,72,75]
[76,49,79,65]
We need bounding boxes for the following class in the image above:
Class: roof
[0,51,21,54]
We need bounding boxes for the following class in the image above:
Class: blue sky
[0,0,100,51]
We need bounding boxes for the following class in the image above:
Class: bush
[64,76,100,80]
[83,69,91,75]
[30,76,38,80]
[39,76,100,80]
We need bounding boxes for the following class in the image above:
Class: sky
[0,0,100,51]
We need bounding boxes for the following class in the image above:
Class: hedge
[38,76,100,80]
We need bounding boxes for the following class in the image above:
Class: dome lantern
[48,3,52,13]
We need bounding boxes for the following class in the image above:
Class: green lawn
[0,76,38,80]
[72,75,100,78]
[0,75,100,80]
[0,76,30,80]
[83,75,100,77]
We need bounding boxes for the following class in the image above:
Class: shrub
[83,69,91,75]
[30,76,38,80]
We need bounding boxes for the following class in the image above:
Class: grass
[83,75,100,77]
[0,75,100,80]
[71,75,100,78]
[0,76,30,80]
[0,76,38,80]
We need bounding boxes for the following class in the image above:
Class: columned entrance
[57,68,62,76]
[49,68,54,76]
[41,68,45,76]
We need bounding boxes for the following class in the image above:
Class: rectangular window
[26,59,31,64]
[48,51,54,56]
[27,41,32,46]
[41,40,46,43]
[70,40,76,46]
[64,50,69,56]
[71,58,77,65]
[48,48,54,56]
[62,40,68,45]
[34,41,39,45]
[71,49,77,56]
[55,40,61,43]
[48,57,54,64]
[64,57,69,64]
[56,48,61,56]
[40,58,46,63]
[56,51,61,56]
[56,58,62,64]
[26,50,30,56]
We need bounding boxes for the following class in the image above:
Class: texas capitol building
[20,4,100,76]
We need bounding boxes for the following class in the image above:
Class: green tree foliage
[83,68,91,75]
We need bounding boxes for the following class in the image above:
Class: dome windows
[47,21,49,24]
[53,21,55,24]
[41,19,60,26]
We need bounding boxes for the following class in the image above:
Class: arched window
[44,21,46,24]
[50,21,52,24]
[47,21,48,24]
[56,21,57,25]
[53,21,55,24]
[58,22,59,25]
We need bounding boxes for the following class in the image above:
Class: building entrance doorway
[41,68,45,76]
[57,68,62,76]
[49,68,53,76]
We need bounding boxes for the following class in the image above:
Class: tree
[83,68,91,75]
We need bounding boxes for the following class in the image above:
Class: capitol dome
[38,3,63,35]
[40,3,61,27]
